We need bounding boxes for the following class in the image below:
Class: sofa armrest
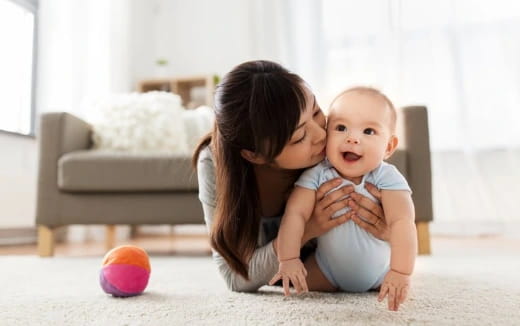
[35,112,92,226]
[401,106,433,223]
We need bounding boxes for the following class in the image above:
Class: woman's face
[272,89,327,170]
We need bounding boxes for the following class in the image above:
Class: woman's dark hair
[192,60,308,280]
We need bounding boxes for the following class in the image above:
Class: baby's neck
[341,174,363,185]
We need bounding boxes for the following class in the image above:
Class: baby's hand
[378,269,411,311]
[269,258,308,296]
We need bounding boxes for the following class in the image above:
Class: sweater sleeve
[196,147,279,292]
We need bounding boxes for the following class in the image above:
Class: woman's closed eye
[294,132,306,144]
[364,128,376,135]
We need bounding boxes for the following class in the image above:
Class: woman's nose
[311,122,326,144]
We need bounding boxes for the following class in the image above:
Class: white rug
[1,253,519,325]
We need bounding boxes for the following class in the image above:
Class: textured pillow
[89,92,213,154]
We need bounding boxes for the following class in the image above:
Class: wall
[0,134,38,228]
[0,0,257,228]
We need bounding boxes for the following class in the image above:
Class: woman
[193,60,389,292]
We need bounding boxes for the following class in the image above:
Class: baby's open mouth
[343,151,362,162]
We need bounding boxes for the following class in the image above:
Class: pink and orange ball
[100,245,151,297]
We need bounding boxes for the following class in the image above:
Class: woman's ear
[240,149,268,164]
[383,135,399,160]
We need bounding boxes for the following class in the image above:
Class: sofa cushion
[58,150,198,192]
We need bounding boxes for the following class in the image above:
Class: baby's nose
[346,137,360,144]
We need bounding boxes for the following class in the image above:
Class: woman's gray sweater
[196,146,280,292]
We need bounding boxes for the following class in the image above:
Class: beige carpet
[1,251,519,325]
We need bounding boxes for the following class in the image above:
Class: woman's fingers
[325,211,353,231]
[365,182,382,200]
[325,198,351,217]
[351,214,379,236]
[317,184,354,211]
[349,192,384,218]
[348,198,381,226]
[315,178,342,201]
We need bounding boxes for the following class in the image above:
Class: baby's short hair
[331,86,397,132]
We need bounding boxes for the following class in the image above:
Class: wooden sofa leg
[38,226,55,257]
[130,225,139,239]
[105,225,116,251]
[416,221,432,255]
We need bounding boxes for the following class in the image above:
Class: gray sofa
[35,106,433,257]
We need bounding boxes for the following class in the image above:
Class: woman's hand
[302,178,355,242]
[348,182,390,242]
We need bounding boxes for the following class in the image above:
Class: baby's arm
[382,190,416,274]
[277,186,317,261]
[378,190,417,310]
[269,186,316,295]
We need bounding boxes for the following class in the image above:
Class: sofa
[35,106,433,257]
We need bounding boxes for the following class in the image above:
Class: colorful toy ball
[99,245,151,297]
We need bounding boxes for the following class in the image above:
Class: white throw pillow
[88,91,215,154]
[90,92,192,154]
[182,105,214,150]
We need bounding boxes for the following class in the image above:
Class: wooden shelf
[138,75,217,109]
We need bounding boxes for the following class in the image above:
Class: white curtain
[37,0,132,118]
[261,0,520,236]
[37,0,133,242]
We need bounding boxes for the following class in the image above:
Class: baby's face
[326,91,396,182]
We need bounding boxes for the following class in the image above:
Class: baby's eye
[335,124,347,132]
[364,128,376,135]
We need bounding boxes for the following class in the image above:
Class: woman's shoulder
[197,145,215,177]
[198,145,214,162]
[196,145,216,205]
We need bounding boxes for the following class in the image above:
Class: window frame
[0,0,38,138]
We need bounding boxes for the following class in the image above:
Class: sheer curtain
[37,0,131,118]
[268,0,520,236]
[37,0,133,242]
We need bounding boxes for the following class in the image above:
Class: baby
[270,87,417,311]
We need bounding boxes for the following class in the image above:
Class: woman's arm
[197,147,278,292]
[200,202,279,292]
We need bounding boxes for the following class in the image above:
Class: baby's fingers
[394,288,402,311]
[378,284,388,302]
[388,286,396,311]
[291,275,303,294]
[400,286,409,304]
[296,273,309,293]
[283,276,291,296]
[269,273,281,286]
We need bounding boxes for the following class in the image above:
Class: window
[0,0,37,136]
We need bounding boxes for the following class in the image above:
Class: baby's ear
[384,135,398,159]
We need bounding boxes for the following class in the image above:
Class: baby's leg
[303,253,337,292]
